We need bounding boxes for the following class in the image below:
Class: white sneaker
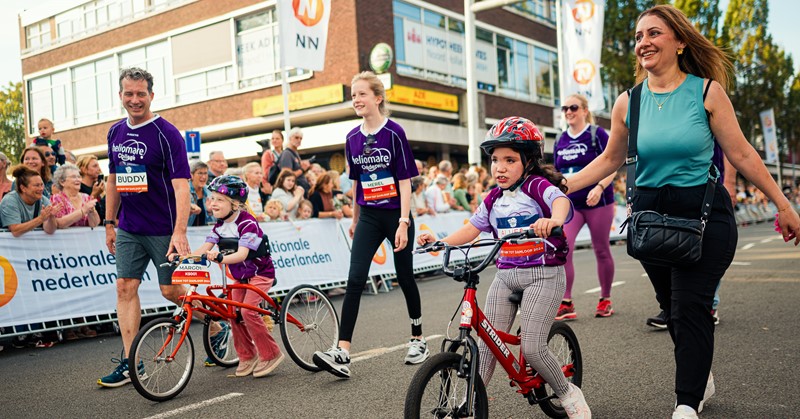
[312,347,351,379]
[672,405,699,419]
[560,382,591,419]
[698,372,715,413]
[404,338,430,364]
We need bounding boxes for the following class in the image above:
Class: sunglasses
[44,152,56,157]
[363,134,376,155]
[561,104,581,113]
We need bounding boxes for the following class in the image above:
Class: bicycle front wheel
[404,352,488,419]
[203,318,238,367]
[280,285,340,371]
[533,321,583,418]
[130,318,194,402]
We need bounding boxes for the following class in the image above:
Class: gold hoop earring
[677,48,684,55]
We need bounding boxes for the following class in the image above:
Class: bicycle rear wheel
[203,318,238,367]
[279,285,340,372]
[532,321,583,418]
[130,318,194,402]
[405,351,488,419]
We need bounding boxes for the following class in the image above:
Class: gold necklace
[648,75,682,111]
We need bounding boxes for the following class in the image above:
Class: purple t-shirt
[470,175,573,268]
[553,125,614,210]
[107,115,190,236]
[205,211,275,280]
[346,119,419,209]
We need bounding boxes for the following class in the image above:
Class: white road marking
[760,238,774,244]
[730,261,751,266]
[584,281,626,294]
[350,334,443,363]
[143,393,244,419]
[742,243,756,250]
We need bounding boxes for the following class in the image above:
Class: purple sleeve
[541,184,573,224]
[596,126,610,152]
[237,219,264,251]
[162,122,191,180]
[392,127,418,181]
[205,225,220,244]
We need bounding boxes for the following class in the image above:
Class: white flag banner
[759,108,779,164]
[278,0,331,71]
[560,0,605,111]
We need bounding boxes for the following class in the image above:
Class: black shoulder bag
[620,83,717,267]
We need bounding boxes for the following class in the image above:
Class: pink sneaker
[555,301,577,321]
[595,299,614,317]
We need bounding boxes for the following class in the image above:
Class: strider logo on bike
[480,318,511,359]
[496,215,545,258]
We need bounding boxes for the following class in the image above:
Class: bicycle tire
[404,352,489,419]
[130,318,194,402]
[533,321,583,418]
[279,285,340,372]
[202,318,238,367]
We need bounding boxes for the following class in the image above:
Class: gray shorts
[116,229,175,285]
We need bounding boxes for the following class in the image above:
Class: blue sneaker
[205,322,231,366]
[97,356,145,388]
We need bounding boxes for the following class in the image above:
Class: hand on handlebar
[530,218,564,239]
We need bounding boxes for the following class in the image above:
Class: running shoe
[595,299,614,318]
[97,357,145,388]
[205,321,231,366]
[711,309,720,326]
[235,358,258,377]
[698,372,715,413]
[560,382,592,419]
[405,338,430,365]
[312,347,351,379]
[672,405,698,419]
[646,310,668,329]
[555,301,577,321]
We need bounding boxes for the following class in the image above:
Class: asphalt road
[1,222,798,418]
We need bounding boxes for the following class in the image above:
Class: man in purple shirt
[98,68,197,387]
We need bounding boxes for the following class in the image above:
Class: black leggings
[338,206,422,342]
[633,182,737,410]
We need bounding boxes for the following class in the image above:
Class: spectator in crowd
[188,160,214,226]
[304,168,318,194]
[76,154,106,223]
[206,151,228,183]
[438,160,458,210]
[242,162,268,221]
[414,159,425,176]
[310,163,325,178]
[328,169,354,218]
[451,173,472,212]
[278,127,312,194]
[425,175,452,214]
[65,150,77,164]
[339,164,354,199]
[0,152,11,201]
[426,166,438,182]
[261,129,284,185]
[264,199,285,222]
[410,176,433,216]
[309,173,343,219]
[32,118,66,166]
[1,165,59,236]
[18,146,53,198]
[271,168,305,219]
[50,163,100,228]
[40,144,58,175]
[295,199,314,220]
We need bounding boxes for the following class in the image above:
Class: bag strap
[624,82,717,225]
[34,199,41,219]
[590,124,599,153]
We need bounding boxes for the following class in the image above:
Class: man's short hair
[289,127,303,138]
[119,67,154,93]
[208,151,225,161]
[438,160,452,172]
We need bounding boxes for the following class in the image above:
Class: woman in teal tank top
[564,5,800,419]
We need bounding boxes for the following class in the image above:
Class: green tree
[674,0,723,43]
[0,81,24,163]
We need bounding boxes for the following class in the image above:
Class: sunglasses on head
[561,104,581,113]
[363,134,376,155]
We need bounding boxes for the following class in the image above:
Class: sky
[0,0,797,85]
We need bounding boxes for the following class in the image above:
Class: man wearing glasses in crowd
[277,127,312,196]
[206,151,228,183]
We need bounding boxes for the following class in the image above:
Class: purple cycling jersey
[553,125,614,210]
[346,118,418,209]
[107,115,190,236]
[470,175,573,268]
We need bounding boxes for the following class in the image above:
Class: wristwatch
[103,219,117,227]
[398,217,410,225]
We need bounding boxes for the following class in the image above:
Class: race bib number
[116,165,148,193]
[496,214,544,258]
[360,170,398,201]
[171,262,211,285]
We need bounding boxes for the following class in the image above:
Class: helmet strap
[500,150,529,193]
[222,208,238,222]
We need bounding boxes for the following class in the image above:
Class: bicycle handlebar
[414,226,563,280]
[159,250,235,268]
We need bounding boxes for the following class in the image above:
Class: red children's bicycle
[404,228,582,418]
[129,253,339,402]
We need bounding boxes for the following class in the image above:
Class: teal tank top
[626,74,713,188]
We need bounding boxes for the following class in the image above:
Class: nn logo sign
[280,0,331,71]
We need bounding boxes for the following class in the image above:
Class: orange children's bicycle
[129,252,339,402]
[404,228,582,418]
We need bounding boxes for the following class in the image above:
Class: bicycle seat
[509,291,523,304]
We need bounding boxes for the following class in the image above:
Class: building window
[176,66,234,103]
[72,57,117,125]
[26,20,51,49]
[508,0,555,23]
[534,47,556,102]
[28,71,69,134]
[236,9,287,89]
